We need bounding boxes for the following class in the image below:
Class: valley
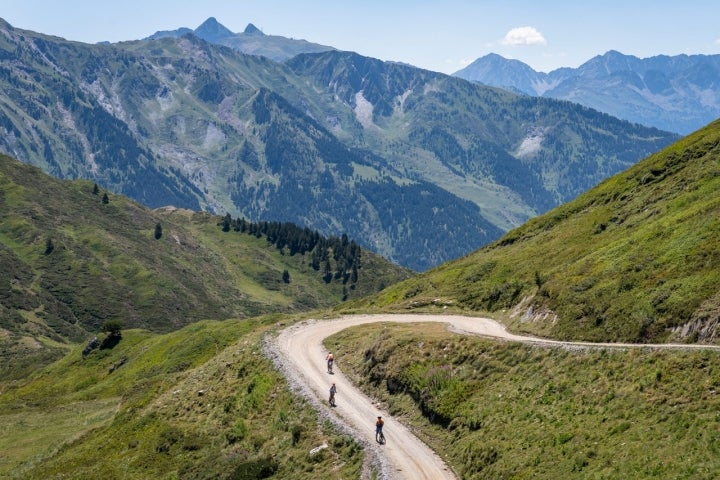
[0,17,679,270]
[1,11,720,480]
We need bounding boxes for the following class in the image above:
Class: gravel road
[264,313,720,480]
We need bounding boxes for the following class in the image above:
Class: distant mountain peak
[194,17,234,42]
[453,53,547,96]
[603,49,628,58]
[244,23,264,35]
[453,50,720,134]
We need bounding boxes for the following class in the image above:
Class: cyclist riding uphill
[375,417,385,442]
[329,383,337,406]
[326,352,334,373]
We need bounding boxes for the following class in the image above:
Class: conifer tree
[323,260,332,283]
[221,214,231,232]
[44,238,54,255]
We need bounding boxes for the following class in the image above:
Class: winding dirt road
[270,314,720,480]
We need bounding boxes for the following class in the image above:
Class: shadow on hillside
[100,334,121,350]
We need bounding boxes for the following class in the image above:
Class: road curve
[270,313,720,480]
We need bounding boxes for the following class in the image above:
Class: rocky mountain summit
[145,16,334,61]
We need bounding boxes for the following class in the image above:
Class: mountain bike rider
[375,416,385,442]
[329,382,337,406]
[326,352,334,373]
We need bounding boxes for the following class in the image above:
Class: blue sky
[4,0,720,74]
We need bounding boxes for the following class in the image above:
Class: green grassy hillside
[346,119,720,344]
[0,154,411,379]
[327,322,720,479]
[0,317,365,479]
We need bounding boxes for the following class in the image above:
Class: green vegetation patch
[0,398,119,477]
[328,322,720,479]
[0,156,410,376]
[0,318,364,479]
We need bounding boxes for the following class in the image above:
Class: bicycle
[375,416,385,444]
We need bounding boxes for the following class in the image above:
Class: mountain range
[2,86,720,480]
[0,17,679,270]
[2,17,720,480]
[454,51,720,135]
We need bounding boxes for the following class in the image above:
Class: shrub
[156,426,183,453]
[291,423,304,445]
[226,420,248,444]
[228,457,278,479]
[102,320,123,337]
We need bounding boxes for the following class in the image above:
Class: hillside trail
[270,313,720,480]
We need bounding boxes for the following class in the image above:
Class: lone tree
[154,223,163,240]
[102,192,109,204]
[101,320,123,349]
[102,321,123,339]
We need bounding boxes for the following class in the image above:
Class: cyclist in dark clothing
[329,383,337,406]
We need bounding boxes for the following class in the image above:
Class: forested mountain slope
[0,155,410,379]
[354,119,720,344]
[0,18,679,270]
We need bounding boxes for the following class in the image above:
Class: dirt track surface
[268,313,720,480]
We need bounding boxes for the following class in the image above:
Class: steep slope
[455,51,720,134]
[353,119,720,344]
[0,155,411,379]
[286,50,677,226]
[0,19,680,271]
[0,320,368,479]
[0,20,203,210]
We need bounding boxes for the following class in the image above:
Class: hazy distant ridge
[454,51,720,134]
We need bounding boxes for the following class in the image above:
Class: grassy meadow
[326,322,720,479]
[0,316,365,479]
[0,154,411,380]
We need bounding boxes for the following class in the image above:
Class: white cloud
[501,26,547,46]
